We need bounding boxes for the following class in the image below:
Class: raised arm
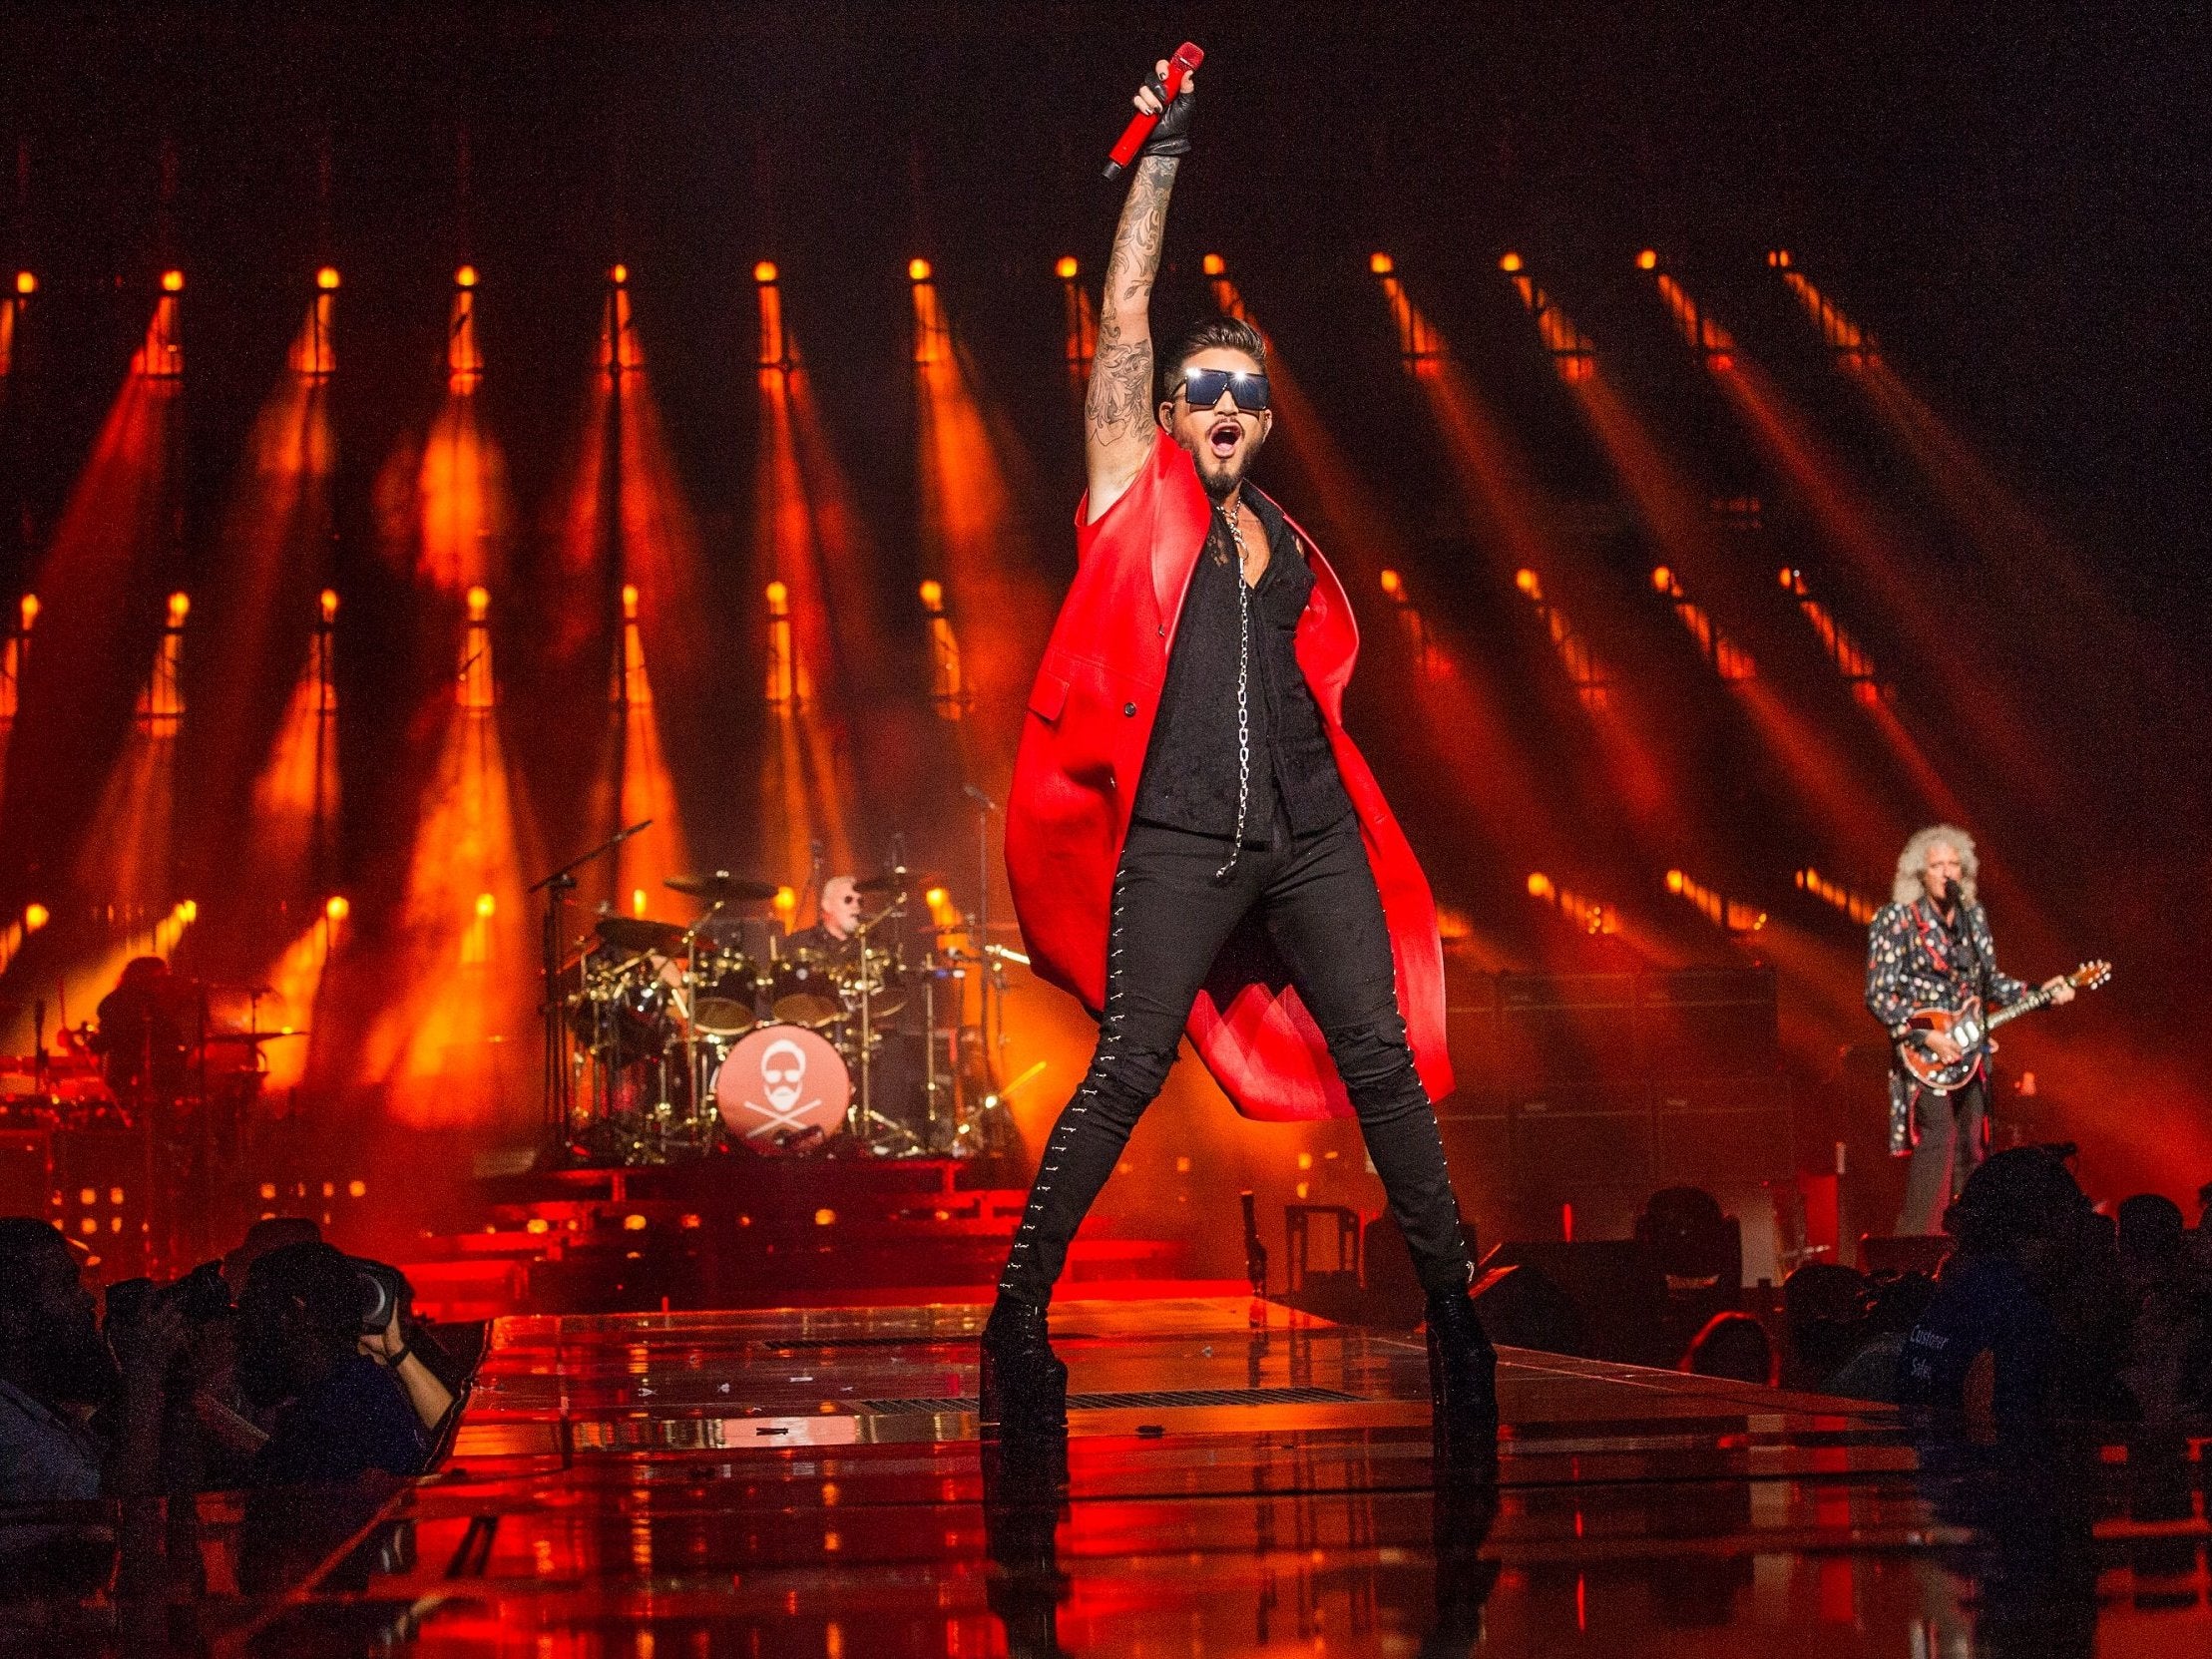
[1086,63,1192,520]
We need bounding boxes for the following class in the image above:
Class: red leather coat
[1005,438,1453,1121]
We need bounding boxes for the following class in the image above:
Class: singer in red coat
[980,60,1491,1458]
[1007,434,1454,1122]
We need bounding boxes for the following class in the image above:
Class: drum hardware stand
[528,818,652,1154]
[677,900,725,1144]
[847,901,924,1154]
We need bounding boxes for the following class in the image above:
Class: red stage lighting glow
[1499,251,1523,273]
[1201,252,1225,276]
[1635,248,1658,271]
[1369,251,1395,275]
[907,257,932,282]
[1055,256,1079,280]
[610,262,629,286]
[12,271,31,295]
[455,264,478,289]
[23,903,47,932]
[316,265,340,291]
[161,269,184,293]
[753,260,778,283]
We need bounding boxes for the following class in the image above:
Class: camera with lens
[107,1260,234,1332]
[351,1257,410,1338]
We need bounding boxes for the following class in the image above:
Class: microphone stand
[529,820,652,1157]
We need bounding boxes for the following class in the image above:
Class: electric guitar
[1898,960,2112,1092]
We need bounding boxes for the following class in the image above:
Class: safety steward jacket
[1005,437,1452,1121]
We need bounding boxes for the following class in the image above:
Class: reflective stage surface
[21,1297,2212,1655]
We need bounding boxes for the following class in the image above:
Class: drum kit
[553,863,1020,1164]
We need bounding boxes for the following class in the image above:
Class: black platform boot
[1425,1287,1499,1463]
[978,1297,1069,1438]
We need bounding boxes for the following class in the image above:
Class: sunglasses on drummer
[1176,368,1271,413]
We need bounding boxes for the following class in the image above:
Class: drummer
[787,877,865,966]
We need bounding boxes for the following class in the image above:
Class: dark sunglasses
[1177,368,1270,413]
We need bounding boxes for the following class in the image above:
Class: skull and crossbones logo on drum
[715,1024,850,1154]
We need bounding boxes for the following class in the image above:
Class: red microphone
[1104,42,1204,181]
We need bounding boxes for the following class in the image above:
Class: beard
[1194,445,1252,503]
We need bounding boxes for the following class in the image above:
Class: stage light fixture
[1201,252,1225,276]
[918,579,944,612]
[455,264,479,289]
[753,259,778,283]
[325,895,349,922]
[1369,251,1394,275]
[1379,569,1402,598]
[1527,872,1553,899]
[1665,869,1685,894]
[1767,249,1793,268]
[1650,565,1673,592]
[167,592,190,625]
[1055,255,1079,279]
[474,892,495,920]
[907,257,932,282]
[180,901,198,922]
[161,269,184,293]
[925,885,948,909]
[622,583,640,621]
[23,904,47,932]
[1635,248,1658,271]
[764,580,788,611]
[19,595,36,629]
[610,262,629,286]
[1514,568,1541,598]
[814,1208,836,1227]
[13,271,32,295]
[467,584,490,621]
[315,265,340,291]
[1499,251,1524,273]
[320,588,339,622]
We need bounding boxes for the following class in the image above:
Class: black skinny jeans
[996,813,1474,1307]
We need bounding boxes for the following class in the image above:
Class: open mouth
[1206,418,1241,460]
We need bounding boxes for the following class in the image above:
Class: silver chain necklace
[1214,500,1255,882]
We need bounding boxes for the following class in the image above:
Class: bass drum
[715,1025,850,1155]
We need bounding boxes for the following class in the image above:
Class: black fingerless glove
[1139,71,1196,160]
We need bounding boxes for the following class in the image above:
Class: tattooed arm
[1085,66,1187,520]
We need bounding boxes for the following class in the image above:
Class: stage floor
[173,1298,2212,1654]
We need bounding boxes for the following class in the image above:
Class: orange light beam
[76,594,188,913]
[1214,267,1560,872]
[3,298,183,861]
[362,585,539,1130]
[1559,341,1928,860]
[1647,268,2059,815]
[1779,263,2161,687]
[911,268,1058,786]
[242,589,340,902]
[200,288,338,887]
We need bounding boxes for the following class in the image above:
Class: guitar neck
[1984,987,2049,1034]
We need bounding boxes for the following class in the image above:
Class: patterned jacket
[1865,897,2028,1154]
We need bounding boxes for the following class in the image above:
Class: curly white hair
[1892,823,1979,907]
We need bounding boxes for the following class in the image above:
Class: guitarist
[1866,825,2074,1235]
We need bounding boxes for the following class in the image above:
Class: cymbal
[663,871,781,902]
[852,867,929,895]
[596,916,689,955]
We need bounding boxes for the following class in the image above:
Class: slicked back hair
[1160,315,1267,406]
